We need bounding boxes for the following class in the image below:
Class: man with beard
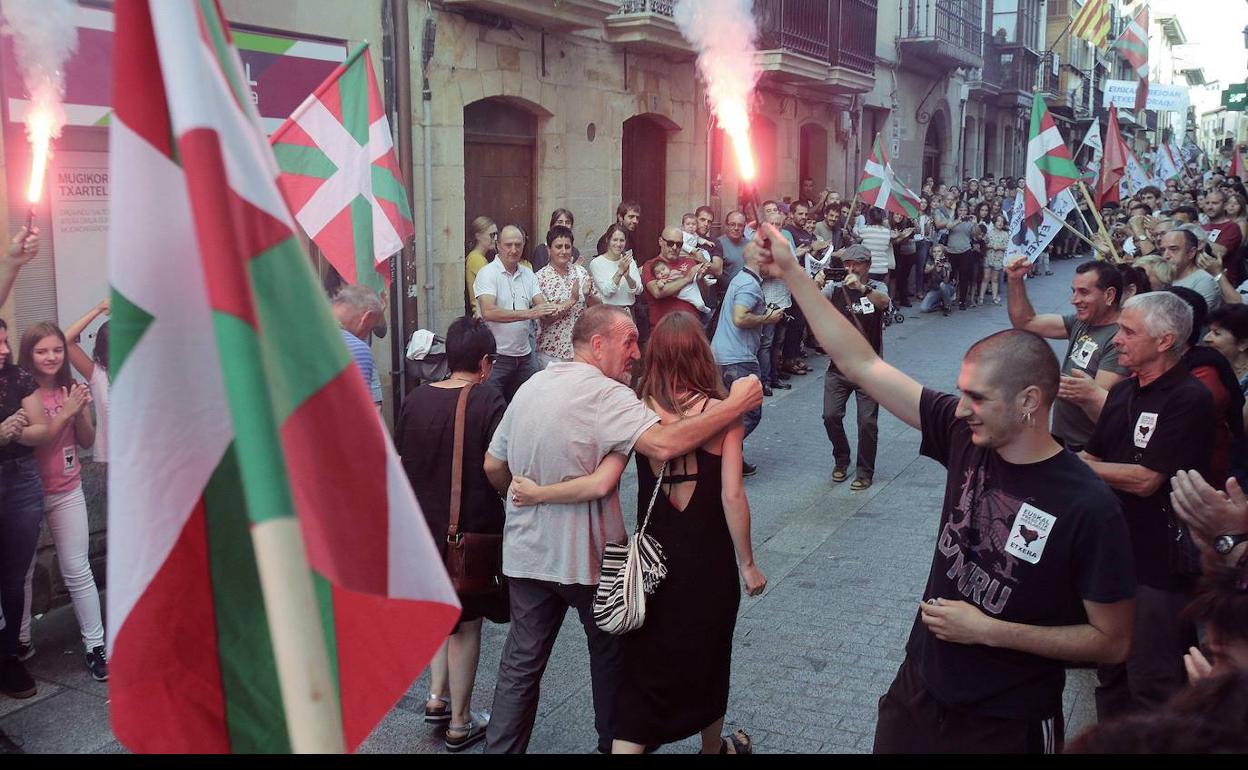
[753,223,1136,753]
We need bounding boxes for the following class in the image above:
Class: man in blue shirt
[332,284,385,408]
[711,239,784,475]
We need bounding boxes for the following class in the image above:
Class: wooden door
[464,139,534,245]
[622,115,667,262]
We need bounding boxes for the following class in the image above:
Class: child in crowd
[651,259,712,316]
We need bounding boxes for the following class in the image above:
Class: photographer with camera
[820,245,889,490]
[919,244,956,316]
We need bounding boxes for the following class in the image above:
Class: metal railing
[614,0,877,76]
[902,0,983,54]
[618,0,674,13]
[1038,51,1060,95]
[968,32,1001,87]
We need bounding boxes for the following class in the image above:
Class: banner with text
[50,151,109,356]
[1103,80,1190,113]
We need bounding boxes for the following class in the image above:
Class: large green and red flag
[857,135,921,218]
[107,0,458,753]
[1113,5,1149,113]
[1021,93,1080,230]
[269,42,412,292]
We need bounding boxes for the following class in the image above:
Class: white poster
[1006,188,1077,265]
[1102,80,1190,113]
[50,151,110,357]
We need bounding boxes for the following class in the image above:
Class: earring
[1022,410,1034,426]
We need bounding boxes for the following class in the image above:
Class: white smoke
[2,0,78,143]
[673,0,760,174]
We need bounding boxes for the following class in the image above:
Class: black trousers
[950,250,976,305]
[873,656,1063,754]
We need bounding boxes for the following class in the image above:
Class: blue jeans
[487,353,538,403]
[720,362,763,438]
[912,241,931,300]
[758,325,776,385]
[920,283,956,313]
[0,456,45,655]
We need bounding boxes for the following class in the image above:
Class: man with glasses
[474,224,557,402]
[642,226,707,329]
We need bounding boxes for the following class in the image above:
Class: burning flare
[25,106,53,203]
[673,0,760,183]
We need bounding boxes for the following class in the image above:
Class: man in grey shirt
[1006,259,1128,450]
[1163,227,1221,311]
[481,304,763,754]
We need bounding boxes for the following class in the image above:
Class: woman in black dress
[509,311,766,754]
[397,316,508,752]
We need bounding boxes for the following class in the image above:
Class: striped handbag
[593,461,668,635]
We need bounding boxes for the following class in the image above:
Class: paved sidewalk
[2,260,1102,753]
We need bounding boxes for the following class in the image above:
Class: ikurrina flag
[857,135,922,218]
[106,0,458,753]
[1021,93,1079,231]
[1114,5,1149,114]
[270,42,413,292]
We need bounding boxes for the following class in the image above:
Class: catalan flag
[1071,0,1111,49]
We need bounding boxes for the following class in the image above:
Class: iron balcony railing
[616,0,877,76]
[901,0,983,55]
[1038,51,1060,95]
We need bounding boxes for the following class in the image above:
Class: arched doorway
[464,98,537,269]
[799,123,829,197]
[622,114,671,261]
[923,118,943,186]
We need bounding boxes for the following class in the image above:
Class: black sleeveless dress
[612,448,741,745]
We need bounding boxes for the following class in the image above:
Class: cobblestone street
[2,258,1101,754]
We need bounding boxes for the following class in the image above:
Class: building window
[991,0,1041,49]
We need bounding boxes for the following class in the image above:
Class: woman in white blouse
[589,224,642,316]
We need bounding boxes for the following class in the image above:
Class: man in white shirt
[474,225,557,401]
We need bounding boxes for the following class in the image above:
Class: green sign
[1224,83,1248,111]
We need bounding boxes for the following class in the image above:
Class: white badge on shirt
[1069,339,1098,370]
[1006,503,1056,565]
[1134,411,1159,449]
[62,445,77,475]
[854,298,875,315]
[1208,228,1221,244]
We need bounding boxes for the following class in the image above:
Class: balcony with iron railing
[442,0,619,32]
[607,0,876,91]
[966,32,1001,97]
[1038,51,1060,97]
[899,0,984,70]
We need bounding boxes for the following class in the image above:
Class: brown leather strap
[448,382,475,542]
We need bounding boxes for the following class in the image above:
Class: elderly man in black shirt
[755,223,1136,753]
[1083,291,1215,719]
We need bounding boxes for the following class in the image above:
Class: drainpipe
[385,0,414,414]
[420,10,438,332]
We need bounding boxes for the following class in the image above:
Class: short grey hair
[1123,291,1191,347]
[332,284,384,316]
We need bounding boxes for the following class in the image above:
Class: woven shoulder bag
[593,460,668,635]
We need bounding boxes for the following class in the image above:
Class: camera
[824,266,849,282]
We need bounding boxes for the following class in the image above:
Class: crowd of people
[389,162,1248,754]
[4,158,1248,755]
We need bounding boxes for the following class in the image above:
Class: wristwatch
[1214,533,1248,555]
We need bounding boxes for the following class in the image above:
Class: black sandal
[718,729,752,754]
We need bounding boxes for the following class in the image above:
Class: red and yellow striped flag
[1071,0,1111,49]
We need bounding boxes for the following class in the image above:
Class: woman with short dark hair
[530,208,580,272]
[535,225,599,367]
[396,316,508,752]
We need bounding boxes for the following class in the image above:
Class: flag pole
[1078,180,1121,262]
[1043,205,1098,250]
[1071,192,1097,246]
[251,520,347,753]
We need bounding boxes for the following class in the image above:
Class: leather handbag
[444,382,505,597]
[593,460,669,635]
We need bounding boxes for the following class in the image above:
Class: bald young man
[754,223,1135,754]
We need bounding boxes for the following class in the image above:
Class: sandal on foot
[445,711,489,752]
[831,467,849,483]
[719,729,753,754]
[424,693,450,724]
[850,477,873,491]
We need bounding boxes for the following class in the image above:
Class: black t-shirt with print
[907,389,1136,721]
[0,365,37,462]
[822,280,886,376]
[1085,361,1214,591]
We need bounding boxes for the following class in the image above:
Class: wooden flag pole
[1078,180,1121,262]
[1042,205,1098,250]
[251,519,347,753]
[1071,194,1097,245]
